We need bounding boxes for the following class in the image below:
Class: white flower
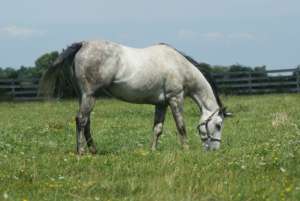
[3,192,8,199]
[58,176,64,180]
[280,167,286,173]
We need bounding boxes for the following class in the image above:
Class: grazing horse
[39,40,231,154]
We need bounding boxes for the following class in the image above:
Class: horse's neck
[190,72,220,121]
[194,92,219,121]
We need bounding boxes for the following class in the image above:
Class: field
[1,94,300,201]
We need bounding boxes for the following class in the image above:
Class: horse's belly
[107,82,165,104]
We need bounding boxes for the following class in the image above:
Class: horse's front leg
[75,94,96,154]
[168,95,189,150]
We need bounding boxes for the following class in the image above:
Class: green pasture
[0,94,300,201]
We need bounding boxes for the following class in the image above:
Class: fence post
[296,69,300,93]
[11,79,15,99]
[248,72,252,93]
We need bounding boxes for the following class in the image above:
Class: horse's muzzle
[203,140,221,151]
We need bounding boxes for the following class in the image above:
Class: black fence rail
[0,78,40,101]
[0,68,300,100]
[213,68,300,94]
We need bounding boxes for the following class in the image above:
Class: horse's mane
[158,43,223,108]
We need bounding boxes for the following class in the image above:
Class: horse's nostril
[210,141,221,150]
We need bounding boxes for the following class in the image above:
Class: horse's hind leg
[84,116,97,154]
[168,94,189,150]
[75,93,96,154]
[151,104,167,151]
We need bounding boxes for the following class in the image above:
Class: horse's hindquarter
[74,40,123,93]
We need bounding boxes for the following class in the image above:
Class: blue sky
[1,0,299,69]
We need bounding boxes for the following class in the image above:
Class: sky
[0,0,300,69]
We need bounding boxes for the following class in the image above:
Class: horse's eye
[216,124,221,131]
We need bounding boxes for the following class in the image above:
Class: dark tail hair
[38,42,83,98]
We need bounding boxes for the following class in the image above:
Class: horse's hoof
[151,147,157,152]
[76,147,86,155]
[182,144,189,150]
[89,146,97,155]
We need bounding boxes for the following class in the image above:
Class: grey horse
[39,40,231,154]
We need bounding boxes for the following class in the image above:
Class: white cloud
[199,32,255,41]
[177,29,198,40]
[200,32,226,41]
[0,25,45,38]
[177,29,255,42]
[228,33,255,40]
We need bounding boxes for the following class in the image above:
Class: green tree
[35,51,59,77]
[196,62,211,72]
[211,65,229,73]
[229,64,253,73]
[0,67,18,78]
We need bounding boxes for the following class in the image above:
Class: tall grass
[0,94,300,201]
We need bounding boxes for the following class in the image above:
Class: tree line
[0,51,299,97]
[0,51,59,79]
[0,51,269,79]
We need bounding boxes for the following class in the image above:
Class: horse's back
[109,44,196,103]
[74,40,200,103]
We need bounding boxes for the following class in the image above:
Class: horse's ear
[224,111,233,118]
[221,107,233,118]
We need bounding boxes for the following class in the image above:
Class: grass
[0,94,300,201]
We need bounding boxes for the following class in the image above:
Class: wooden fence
[213,68,300,94]
[0,78,40,101]
[0,68,299,100]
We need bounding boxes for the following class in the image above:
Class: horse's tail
[38,42,83,97]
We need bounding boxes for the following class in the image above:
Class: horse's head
[197,107,232,151]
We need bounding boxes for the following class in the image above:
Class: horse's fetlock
[75,116,88,127]
[178,125,186,134]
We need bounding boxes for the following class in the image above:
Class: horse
[39,40,232,154]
